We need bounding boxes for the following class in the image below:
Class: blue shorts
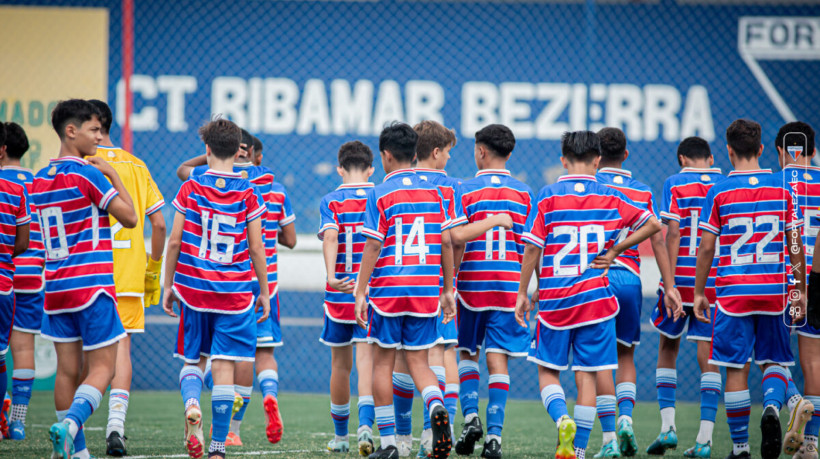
[456,303,529,357]
[41,293,126,351]
[12,291,44,334]
[438,306,458,348]
[174,305,256,364]
[367,308,441,350]
[253,282,282,348]
[709,308,794,368]
[650,292,712,342]
[320,315,368,347]
[0,293,13,355]
[527,319,617,372]
[609,268,642,347]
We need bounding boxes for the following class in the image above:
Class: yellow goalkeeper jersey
[94,145,165,297]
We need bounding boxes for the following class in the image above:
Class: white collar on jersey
[476,169,511,177]
[681,167,722,174]
[784,163,820,172]
[51,156,87,165]
[557,174,596,182]
[384,168,415,182]
[728,169,772,176]
[204,169,242,178]
[414,168,446,176]
[337,182,375,190]
[1,165,30,172]
[598,167,631,177]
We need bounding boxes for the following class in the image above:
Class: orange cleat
[225,431,243,447]
[184,405,204,458]
[263,394,283,444]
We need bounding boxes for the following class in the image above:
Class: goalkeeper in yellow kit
[88,100,167,457]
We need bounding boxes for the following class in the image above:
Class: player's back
[318,182,373,322]
[596,167,656,275]
[31,157,118,311]
[362,169,448,316]
[0,166,43,293]
[660,167,725,305]
[700,169,800,315]
[454,169,533,310]
[415,168,460,218]
[523,175,652,329]
[784,164,820,269]
[172,170,266,313]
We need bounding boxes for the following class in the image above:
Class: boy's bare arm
[176,154,207,181]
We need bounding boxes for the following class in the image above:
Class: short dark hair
[414,120,456,161]
[776,121,815,158]
[379,122,417,163]
[726,119,762,160]
[199,118,241,160]
[338,141,373,172]
[240,129,254,150]
[51,99,101,140]
[597,127,627,162]
[677,136,711,162]
[561,131,601,163]
[475,124,515,157]
[4,123,29,160]
[253,135,263,153]
[87,99,113,134]
[0,122,5,148]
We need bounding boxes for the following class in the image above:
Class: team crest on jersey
[491,176,501,184]
[241,170,249,179]
[17,173,25,181]
[749,177,759,185]
[47,166,56,176]
[613,176,624,184]
[419,175,427,181]
[701,174,710,182]
[402,177,412,185]
[107,150,116,158]
[805,173,813,181]
[216,178,226,188]
[574,183,585,193]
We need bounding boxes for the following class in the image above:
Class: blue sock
[179,366,203,408]
[73,426,86,453]
[487,374,510,437]
[805,395,820,438]
[540,385,568,423]
[375,404,396,437]
[596,395,616,434]
[444,383,459,425]
[786,368,801,401]
[458,360,480,417]
[258,369,279,399]
[234,385,252,421]
[11,368,34,422]
[421,385,445,415]
[392,372,414,436]
[0,355,7,409]
[423,366,446,430]
[331,402,350,438]
[211,385,234,444]
[725,390,751,445]
[66,384,101,429]
[616,382,636,419]
[762,366,788,410]
[204,370,214,391]
[700,372,721,422]
[358,395,375,430]
[573,405,596,449]
[656,368,676,410]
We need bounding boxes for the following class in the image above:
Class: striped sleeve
[522,193,547,248]
[172,182,191,214]
[144,170,165,216]
[80,166,118,211]
[318,195,338,240]
[448,185,468,228]
[699,187,720,235]
[15,186,31,225]
[247,188,267,222]
[362,188,385,242]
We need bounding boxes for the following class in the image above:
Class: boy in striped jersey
[694,119,805,459]
[33,99,138,459]
[776,122,819,458]
[648,137,725,457]
[446,124,531,459]
[354,122,455,459]
[594,127,681,458]
[516,131,661,459]
[319,141,376,455]
[1,122,44,441]
[164,118,270,459]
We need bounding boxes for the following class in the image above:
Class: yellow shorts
[117,296,145,333]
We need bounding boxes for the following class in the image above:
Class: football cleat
[358,429,375,457]
[480,438,502,459]
[231,392,243,419]
[49,421,75,459]
[430,405,452,459]
[594,439,622,458]
[556,415,577,459]
[328,437,351,453]
[0,397,10,439]
[684,441,711,458]
[645,428,677,455]
[455,415,484,455]
[369,445,400,459]
[397,434,413,457]
[207,453,225,459]
[794,443,819,459]
[724,452,750,459]
[9,419,25,440]
[785,398,815,455]
[760,405,783,459]
[184,405,204,459]
[225,431,243,447]
[263,394,284,444]
[106,431,128,457]
[417,428,431,458]
[618,418,639,457]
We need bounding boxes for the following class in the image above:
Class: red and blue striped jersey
[522,175,653,329]
[659,167,725,306]
[0,176,30,295]
[171,170,266,314]
[783,164,820,281]
[0,167,43,293]
[700,169,802,316]
[362,169,449,316]
[415,169,459,226]
[449,169,534,311]
[31,157,118,313]
[318,182,374,323]
[596,168,657,275]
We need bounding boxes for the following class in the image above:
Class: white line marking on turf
[127,450,314,458]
